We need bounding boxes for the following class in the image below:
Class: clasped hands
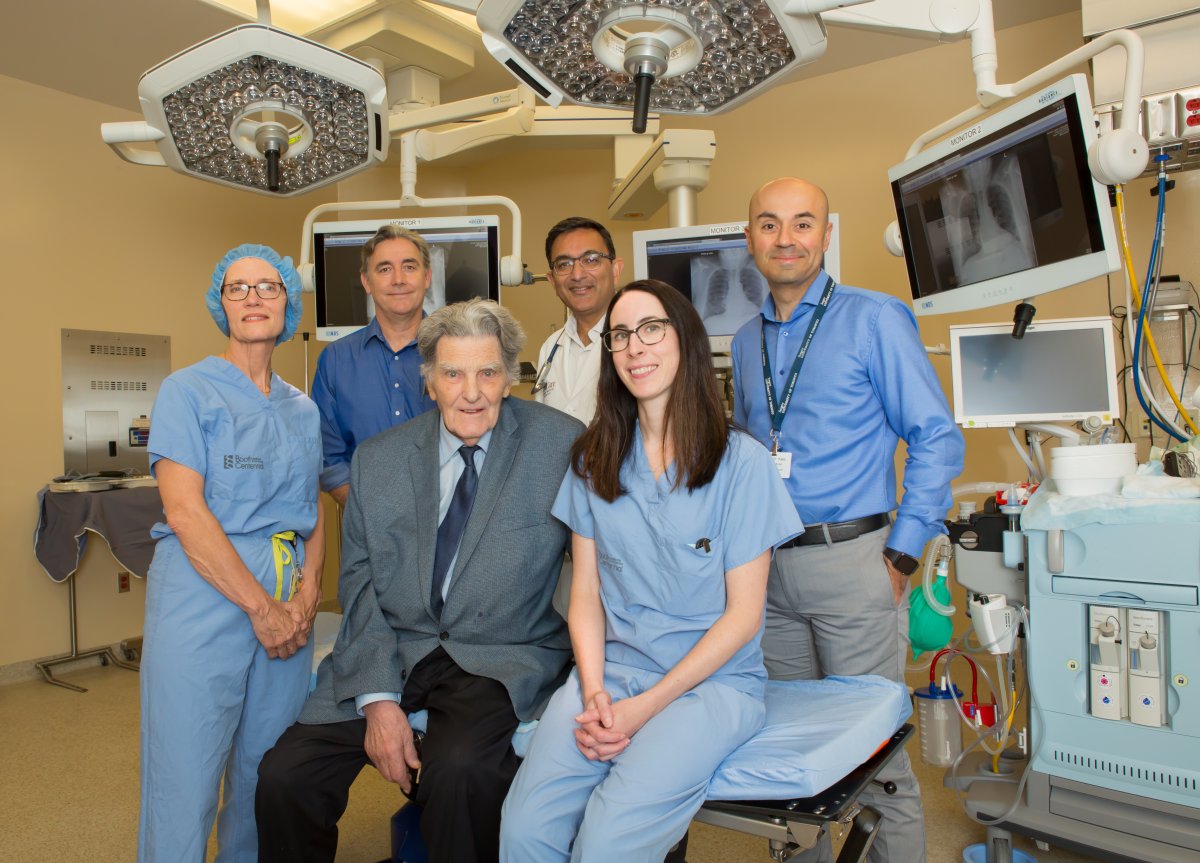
[250,586,320,660]
[573,690,653,762]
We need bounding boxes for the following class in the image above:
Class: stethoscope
[531,328,566,395]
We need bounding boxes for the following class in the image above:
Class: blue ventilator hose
[1132,159,1184,442]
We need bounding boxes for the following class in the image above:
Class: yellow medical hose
[1114,185,1199,436]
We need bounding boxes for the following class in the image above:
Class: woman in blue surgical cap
[138,244,324,863]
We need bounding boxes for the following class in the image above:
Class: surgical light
[475,0,829,131]
[102,25,388,196]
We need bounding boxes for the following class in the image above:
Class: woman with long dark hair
[501,280,801,861]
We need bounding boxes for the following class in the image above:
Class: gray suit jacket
[301,396,583,724]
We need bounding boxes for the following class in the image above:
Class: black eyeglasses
[602,319,672,352]
[222,281,285,301]
[549,251,614,276]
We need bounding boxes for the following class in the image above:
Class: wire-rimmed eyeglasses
[222,281,286,301]
[602,319,672,352]
[549,251,614,276]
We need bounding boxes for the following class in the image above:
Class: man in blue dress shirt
[731,177,965,863]
[311,225,437,506]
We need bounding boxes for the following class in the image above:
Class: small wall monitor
[889,74,1118,317]
[313,215,500,341]
[632,216,840,353]
[949,316,1119,428]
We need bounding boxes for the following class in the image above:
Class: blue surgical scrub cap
[207,243,303,345]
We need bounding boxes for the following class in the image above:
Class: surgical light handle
[100,122,168,167]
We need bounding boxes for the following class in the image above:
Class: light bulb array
[162,55,371,194]
[500,0,797,114]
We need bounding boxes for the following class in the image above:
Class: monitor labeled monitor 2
[890,74,1118,317]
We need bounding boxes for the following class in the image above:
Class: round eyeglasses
[221,281,285,301]
[549,251,614,276]
[602,318,672,352]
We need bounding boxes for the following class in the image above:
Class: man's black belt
[779,513,891,549]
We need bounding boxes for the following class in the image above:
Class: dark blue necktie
[431,445,480,617]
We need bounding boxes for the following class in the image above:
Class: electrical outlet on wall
[117,571,131,593]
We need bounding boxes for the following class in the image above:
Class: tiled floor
[0,660,1103,862]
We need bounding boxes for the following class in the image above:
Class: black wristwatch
[883,547,920,576]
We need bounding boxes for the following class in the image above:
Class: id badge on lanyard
[761,278,836,479]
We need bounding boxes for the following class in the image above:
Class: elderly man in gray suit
[256,299,583,863]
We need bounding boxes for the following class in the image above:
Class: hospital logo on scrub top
[223,454,265,470]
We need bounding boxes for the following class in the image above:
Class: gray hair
[360,224,431,273]
[418,299,525,383]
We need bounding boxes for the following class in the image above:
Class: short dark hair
[360,225,431,274]
[571,279,728,502]
[545,216,616,263]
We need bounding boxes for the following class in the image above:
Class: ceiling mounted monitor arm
[815,0,996,92]
[812,0,1148,185]
[906,33,1147,185]
[297,85,537,291]
[295,88,535,292]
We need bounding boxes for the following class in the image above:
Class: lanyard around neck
[760,278,836,451]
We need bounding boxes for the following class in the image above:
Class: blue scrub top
[147,356,321,540]
[553,426,803,698]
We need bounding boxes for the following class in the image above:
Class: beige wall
[3,10,1196,667]
[0,74,335,667]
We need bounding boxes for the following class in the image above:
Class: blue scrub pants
[500,665,763,863]
[138,535,313,863]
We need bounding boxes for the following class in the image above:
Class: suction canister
[914,679,964,767]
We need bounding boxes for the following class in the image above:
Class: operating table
[396,674,914,862]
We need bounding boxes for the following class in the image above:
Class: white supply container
[1050,442,1137,496]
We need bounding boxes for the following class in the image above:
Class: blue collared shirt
[311,317,435,492]
[731,272,964,558]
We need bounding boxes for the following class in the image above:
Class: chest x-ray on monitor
[950,316,1119,428]
[941,155,1037,287]
[890,75,1117,317]
[689,248,767,336]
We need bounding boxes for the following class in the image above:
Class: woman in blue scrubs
[138,245,324,863]
[501,280,803,862]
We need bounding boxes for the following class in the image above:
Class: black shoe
[664,829,689,863]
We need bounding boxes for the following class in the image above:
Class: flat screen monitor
[889,74,1118,317]
[949,316,1119,428]
[313,215,501,341]
[631,217,840,353]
